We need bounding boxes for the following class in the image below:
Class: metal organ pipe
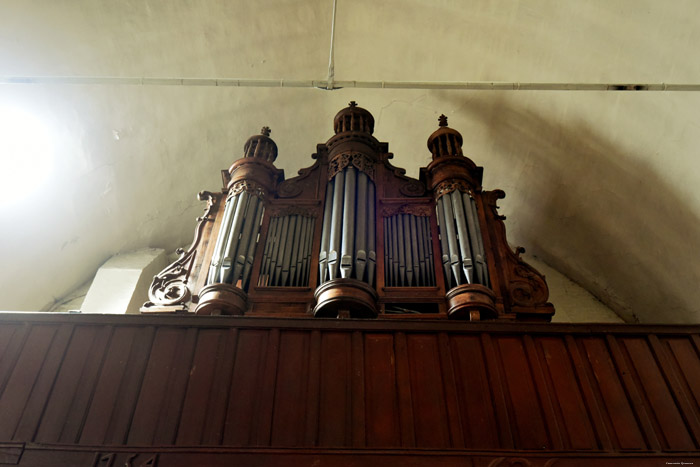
[207,187,265,290]
[435,189,490,288]
[340,167,357,279]
[383,212,435,288]
[319,182,333,283]
[367,182,376,286]
[319,164,376,286]
[328,170,345,280]
[450,191,474,284]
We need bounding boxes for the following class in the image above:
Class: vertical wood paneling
[351,331,366,447]
[523,335,564,450]
[364,333,400,447]
[177,329,236,445]
[200,328,239,444]
[622,337,695,450]
[605,335,661,451]
[539,337,597,450]
[254,328,280,446]
[565,335,613,450]
[80,326,155,445]
[128,327,197,445]
[437,333,465,448]
[581,337,646,449]
[666,337,700,429]
[223,330,268,445]
[393,332,416,447]
[0,325,58,440]
[496,335,549,449]
[35,325,102,443]
[450,335,499,448]
[649,336,700,448]
[57,326,113,444]
[13,324,73,441]
[480,333,514,448]
[318,332,352,447]
[0,324,24,392]
[406,333,450,448]
[271,331,309,446]
[0,317,699,457]
[304,330,321,446]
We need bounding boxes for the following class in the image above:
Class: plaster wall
[0,1,698,322]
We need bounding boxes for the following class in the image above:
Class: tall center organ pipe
[436,189,489,288]
[207,186,265,290]
[320,163,376,285]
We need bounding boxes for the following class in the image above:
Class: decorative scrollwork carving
[277,179,303,198]
[509,261,550,307]
[380,204,432,217]
[268,205,318,218]
[434,180,473,199]
[328,152,375,181]
[483,189,507,220]
[229,180,266,200]
[143,191,218,310]
[399,179,426,197]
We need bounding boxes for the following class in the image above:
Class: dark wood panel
[0,315,698,461]
[364,333,400,447]
[176,329,232,445]
[223,329,269,445]
[129,327,197,445]
[13,324,73,441]
[539,336,597,450]
[581,337,646,450]
[450,335,499,448]
[318,332,352,447]
[271,331,309,446]
[496,335,549,449]
[622,336,695,450]
[406,333,450,448]
[80,326,155,445]
[0,325,58,440]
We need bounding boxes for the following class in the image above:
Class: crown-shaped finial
[438,114,448,127]
[261,126,271,137]
[349,101,358,108]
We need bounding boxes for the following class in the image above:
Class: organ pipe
[435,189,489,288]
[319,164,376,286]
[383,212,435,288]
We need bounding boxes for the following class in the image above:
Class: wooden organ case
[143,102,555,321]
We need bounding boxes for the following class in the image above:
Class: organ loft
[142,101,555,320]
[2,103,696,467]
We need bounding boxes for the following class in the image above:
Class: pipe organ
[143,102,555,321]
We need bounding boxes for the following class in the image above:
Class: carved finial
[349,101,358,108]
[261,126,271,137]
[438,114,448,127]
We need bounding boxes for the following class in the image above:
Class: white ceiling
[1,0,699,323]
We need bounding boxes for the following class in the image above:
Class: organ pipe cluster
[207,185,264,290]
[259,214,316,287]
[319,166,377,286]
[384,214,435,287]
[436,189,489,288]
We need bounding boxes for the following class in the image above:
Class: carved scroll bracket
[142,191,218,311]
[328,152,375,181]
[380,204,432,217]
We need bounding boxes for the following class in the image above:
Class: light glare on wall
[0,106,54,206]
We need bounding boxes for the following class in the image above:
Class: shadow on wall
[448,94,700,324]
